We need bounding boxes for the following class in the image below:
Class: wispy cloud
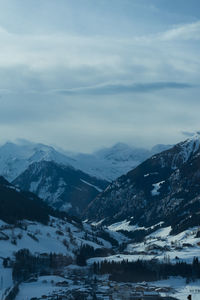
[181,131,196,137]
[0,1,199,151]
[54,81,193,95]
[160,21,200,41]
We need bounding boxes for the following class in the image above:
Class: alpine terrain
[85,133,200,235]
[0,136,200,300]
[13,160,108,216]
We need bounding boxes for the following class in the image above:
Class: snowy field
[15,275,71,300]
[149,277,200,300]
[106,221,200,264]
[0,260,13,299]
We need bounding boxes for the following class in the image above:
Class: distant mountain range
[0,141,75,182]
[0,140,171,215]
[63,142,172,181]
[0,140,172,182]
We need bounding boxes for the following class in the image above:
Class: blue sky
[0,0,199,152]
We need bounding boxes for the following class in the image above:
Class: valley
[0,135,200,299]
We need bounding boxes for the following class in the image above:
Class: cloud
[160,21,200,41]
[0,1,199,152]
[0,20,199,94]
[181,131,196,137]
[54,81,193,95]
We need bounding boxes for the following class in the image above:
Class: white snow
[0,140,173,182]
[0,217,108,261]
[0,260,13,299]
[0,142,73,181]
[15,275,69,300]
[151,181,165,196]
[91,219,105,226]
[80,179,103,192]
[108,220,145,232]
[87,254,155,265]
[149,226,172,238]
[149,277,200,300]
[172,133,200,169]
[126,226,200,264]
[107,220,163,233]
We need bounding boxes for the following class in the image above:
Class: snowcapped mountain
[94,142,150,162]
[84,133,200,234]
[0,141,74,182]
[65,142,172,181]
[0,140,172,183]
[13,160,109,216]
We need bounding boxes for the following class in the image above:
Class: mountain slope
[0,175,199,299]
[0,176,50,224]
[0,140,172,182]
[13,161,109,216]
[66,142,172,181]
[84,134,200,234]
[0,178,126,300]
[0,141,75,181]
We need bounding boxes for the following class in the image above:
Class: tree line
[93,257,200,282]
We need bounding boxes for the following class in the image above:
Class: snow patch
[108,220,145,232]
[80,179,102,192]
[151,181,165,196]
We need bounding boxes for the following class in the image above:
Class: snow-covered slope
[103,220,200,264]
[0,140,172,182]
[13,161,109,216]
[1,175,199,300]
[0,141,74,181]
[65,142,172,181]
[0,214,124,299]
[0,178,126,299]
[84,133,200,234]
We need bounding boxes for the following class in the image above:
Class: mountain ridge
[84,133,200,235]
[13,160,109,216]
[0,140,172,182]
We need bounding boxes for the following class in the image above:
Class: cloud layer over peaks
[0,0,199,151]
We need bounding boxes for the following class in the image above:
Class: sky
[0,0,200,152]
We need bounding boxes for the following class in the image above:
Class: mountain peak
[177,132,200,163]
[84,134,200,232]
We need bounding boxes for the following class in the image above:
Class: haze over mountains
[0,140,171,216]
[0,140,171,182]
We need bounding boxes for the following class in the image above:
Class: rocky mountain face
[13,161,109,216]
[84,134,200,234]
